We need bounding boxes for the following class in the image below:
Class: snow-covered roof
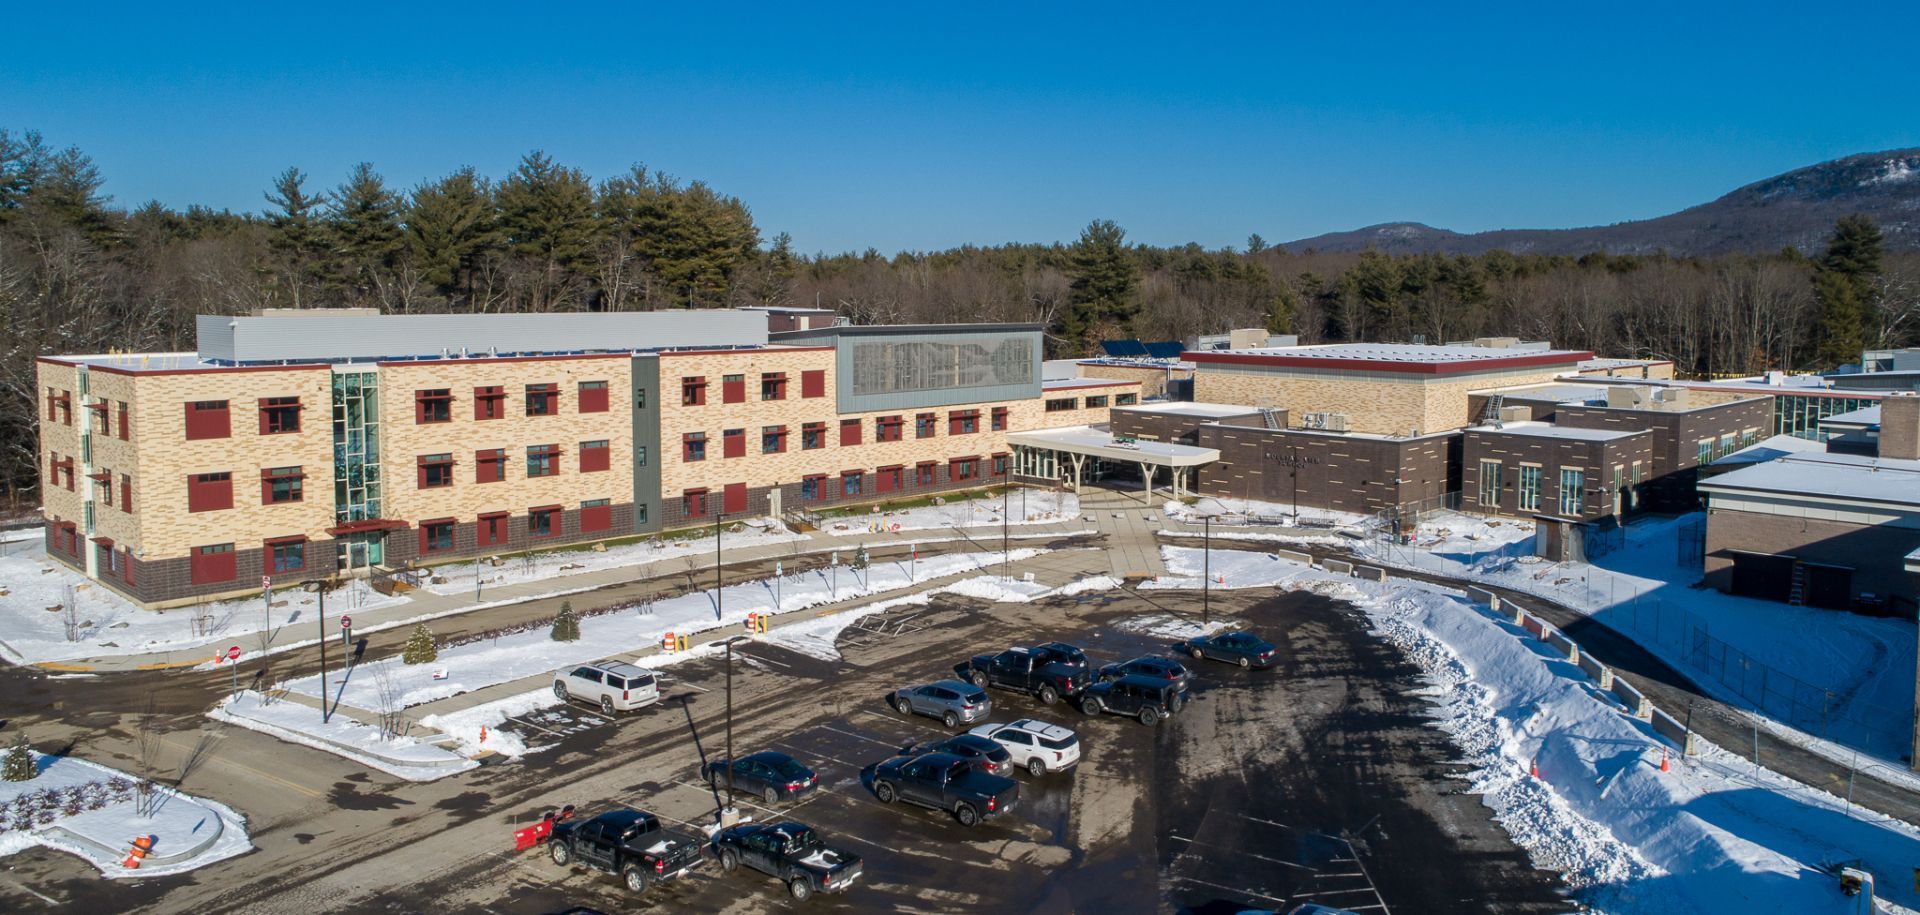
[1701,451,1920,508]
[1112,402,1258,418]
[1467,421,1645,442]
[1005,425,1218,466]
[1577,357,1672,369]
[1188,342,1592,376]
[1487,382,1614,404]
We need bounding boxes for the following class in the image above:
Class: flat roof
[1467,421,1645,442]
[1578,357,1673,369]
[1188,342,1591,376]
[1486,382,1613,404]
[1819,406,1881,429]
[772,322,1042,341]
[1671,375,1886,400]
[1710,433,1828,468]
[1702,451,1920,508]
[1113,401,1260,418]
[1074,357,1197,370]
[1006,426,1218,467]
[1042,377,1138,390]
[193,311,770,365]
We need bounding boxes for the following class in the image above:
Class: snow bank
[210,689,477,781]
[0,752,251,877]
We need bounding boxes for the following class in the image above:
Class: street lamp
[305,577,336,723]
[720,634,751,818]
[1201,513,1213,627]
[714,511,726,622]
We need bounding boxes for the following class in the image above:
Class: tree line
[1,128,1915,505]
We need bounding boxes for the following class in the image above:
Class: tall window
[842,471,863,496]
[760,372,787,401]
[683,431,707,462]
[185,400,230,439]
[476,448,506,483]
[117,401,130,439]
[802,422,826,450]
[1518,465,1542,513]
[991,406,1009,431]
[915,413,937,438]
[474,385,506,420]
[420,520,455,553]
[525,383,558,416]
[417,454,454,489]
[259,396,301,434]
[529,506,560,539]
[479,512,509,547]
[1478,461,1502,507]
[579,440,610,472]
[415,389,452,424]
[1558,468,1584,516]
[876,415,903,442]
[1696,439,1712,465]
[268,538,306,573]
[682,376,707,406]
[577,380,609,413]
[526,444,560,478]
[263,466,305,504]
[762,425,788,454]
[684,488,710,518]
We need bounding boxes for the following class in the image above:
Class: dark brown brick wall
[1462,429,1654,521]
[393,503,641,568]
[1553,398,1770,510]
[1112,409,1269,445]
[1703,508,1920,616]
[1194,424,1455,516]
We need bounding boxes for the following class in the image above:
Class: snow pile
[419,690,554,758]
[210,689,477,781]
[1365,582,1920,913]
[285,548,1048,711]
[419,518,806,596]
[0,751,252,877]
[1142,545,1353,591]
[1161,496,1370,532]
[1046,575,1123,598]
[1114,614,1235,640]
[815,490,1078,534]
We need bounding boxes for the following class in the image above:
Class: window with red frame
[579,440,610,472]
[951,457,978,481]
[417,453,455,489]
[841,471,863,497]
[722,374,745,404]
[683,431,707,462]
[48,389,72,425]
[476,448,506,483]
[117,400,130,439]
[526,444,560,478]
[877,465,902,492]
[839,418,862,446]
[525,383,559,416]
[420,519,456,553]
[479,511,509,547]
[801,475,827,501]
[916,462,937,486]
[915,413,937,438]
[190,543,236,584]
[96,471,113,506]
[259,396,302,434]
[187,472,233,512]
[683,488,709,518]
[474,385,506,420]
[876,415,903,442]
[528,506,561,539]
[801,369,825,398]
[580,499,611,532]
[949,410,979,435]
[992,406,1009,431]
[88,401,108,434]
[682,376,707,406]
[762,425,788,454]
[992,454,1008,476]
[267,536,307,573]
[185,400,229,439]
[760,372,787,401]
[801,422,826,450]
[578,380,609,413]
[262,466,305,504]
[415,389,452,424]
[722,428,746,458]
[120,473,132,512]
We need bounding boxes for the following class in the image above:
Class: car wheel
[1081,697,1103,716]
[763,785,779,805]
[969,671,988,688]
[1238,656,1250,669]
[1028,757,1047,776]
[552,682,568,701]
[1189,647,1204,660]
[622,863,649,894]
[955,803,980,827]
[720,849,739,873]
[894,695,911,716]
[943,710,959,729]
[600,695,616,715]
[550,840,572,866]
[1139,707,1160,726]
[1037,684,1059,705]
[789,877,814,901]
[875,781,896,804]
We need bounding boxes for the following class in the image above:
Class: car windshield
[1038,733,1076,751]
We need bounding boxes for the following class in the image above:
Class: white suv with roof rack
[554,661,660,714]
[968,719,1081,776]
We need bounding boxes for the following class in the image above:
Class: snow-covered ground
[418,517,806,596]
[0,751,252,876]
[1143,545,1357,592]
[814,490,1077,534]
[284,548,1048,712]
[0,538,406,665]
[1163,495,1370,531]
[1363,579,1920,913]
[210,688,478,781]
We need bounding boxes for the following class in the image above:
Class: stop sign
[340,615,352,629]
[227,645,241,661]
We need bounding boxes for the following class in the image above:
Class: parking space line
[1170,875,1291,908]
[4,878,59,906]
[1236,813,1302,832]
[504,716,566,738]
[818,723,907,749]
[737,650,792,669]
[1168,835,1312,871]
[852,706,949,734]
[770,743,870,774]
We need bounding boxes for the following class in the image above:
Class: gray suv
[892,679,991,728]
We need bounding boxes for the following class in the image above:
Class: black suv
[1079,674,1187,726]
[1097,655,1190,689]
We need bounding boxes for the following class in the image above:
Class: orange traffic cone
[1529,757,1539,779]
[122,834,155,868]
[1660,749,1670,773]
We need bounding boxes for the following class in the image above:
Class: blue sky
[4,2,1916,253]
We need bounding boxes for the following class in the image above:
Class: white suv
[553,661,660,714]
[968,719,1081,776]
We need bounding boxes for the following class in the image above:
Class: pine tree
[1813,214,1885,368]
[495,151,597,310]
[264,166,332,308]
[550,601,581,642]
[1,733,34,782]
[328,162,403,305]
[406,167,499,307]
[401,623,438,665]
[1061,219,1141,355]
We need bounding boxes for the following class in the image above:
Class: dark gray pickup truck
[549,808,703,894]
[954,642,1092,705]
[710,821,863,901]
[871,751,1019,826]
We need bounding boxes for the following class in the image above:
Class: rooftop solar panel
[1144,341,1185,359]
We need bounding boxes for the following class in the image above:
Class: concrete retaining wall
[1520,614,1547,639]
[1319,558,1353,575]
[1274,549,1312,566]
[1611,678,1651,718]
[1466,586,1499,609]
[1353,565,1387,582]
[1650,708,1697,755]
[1576,652,1613,689]
[1545,629,1580,663]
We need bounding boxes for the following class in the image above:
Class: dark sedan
[1177,631,1277,669]
[702,751,818,804]
[1097,654,1191,688]
[898,733,1013,776]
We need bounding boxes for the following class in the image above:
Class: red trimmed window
[801,475,827,501]
[420,518,456,554]
[259,396,302,434]
[474,385,506,420]
[185,401,230,439]
[682,376,707,406]
[580,499,612,532]
[949,410,979,435]
[992,454,1009,476]
[267,536,308,573]
[723,428,746,459]
[992,406,1009,431]
[187,472,233,513]
[683,431,707,462]
[841,470,863,497]
[951,457,979,481]
[121,473,132,512]
[762,425,788,454]
[876,415,903,442]
[415,389,452,424]
[525,383,558,416]
[96,472,113,506]
[263,466,305,504]
[417,453,455,489]
[528,506,561,539]
[578,380,609,413]
[190,543,236,585]
[476,448,506,483]
[579,440,610,472]
[760,372,787,401]
[877,465,902,493]
[526,444,560,478]
[51,454,74,491]
[722,374,746,404]
[839,418,862,446]
[89,400,108,434]
[916,462,937,486]
[683,488,710,518]
[479,511,509,547]
[801,370,825,398]
[117,401,130,439]
[915,412,937,438]
[801,422,826,450]
[49,389,72,425]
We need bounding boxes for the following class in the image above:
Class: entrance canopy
[1006,425,1218,500]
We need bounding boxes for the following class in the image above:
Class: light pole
[721,634,750,818]
[310,578,332,723]
[1202,513,1212,626]
[1002,483,1011,581]
[714,511,725,621]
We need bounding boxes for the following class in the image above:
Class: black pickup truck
[710,821,863,901]
[549,808,704,894]
[954,642,1091,705]
[871,751,1019,826]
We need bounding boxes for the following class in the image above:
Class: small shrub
[401,623,438,665]
[1,734,34,782]
[550,601,581,642]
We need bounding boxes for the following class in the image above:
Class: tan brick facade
[1074,361,1190,399]
[1192,366,1568,435]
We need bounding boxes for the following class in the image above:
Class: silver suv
[892,679,991,728]
[554,661,660,714]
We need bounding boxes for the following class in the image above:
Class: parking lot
[0,580,1571,915]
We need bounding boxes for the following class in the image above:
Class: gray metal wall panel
[631,355,664,534]
[203,311,768,363]
[834,329,1041,413]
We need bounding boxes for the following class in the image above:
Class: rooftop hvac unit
[1498,405,1531,423]
[1473,336,1521,349]
[1301,411,1350,432]
[1606,386,1650,409]
[1650,388,1689,406]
